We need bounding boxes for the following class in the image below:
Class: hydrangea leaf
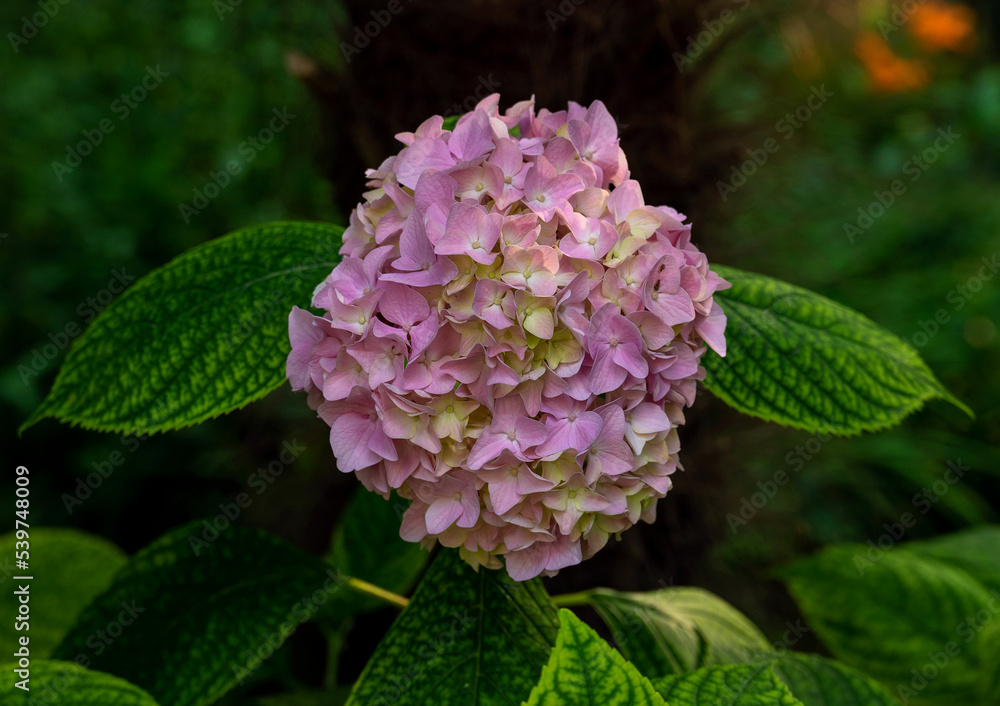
[21,221,343,435]
[652,663,803,706]
[581,587,772,677]
[773,653,897,706]
[704,265,971,435]
[53,523,343,706]
[523,609,666,706]
[901,525,1000,593]
[0,528,126,658]
[345,549,559,706]
[0,661,161,706]
[780,545,1000,703]
[323,488,429,618]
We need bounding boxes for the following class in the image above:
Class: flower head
[288,95,729,579]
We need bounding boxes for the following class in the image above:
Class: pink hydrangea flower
[288,95,729,580]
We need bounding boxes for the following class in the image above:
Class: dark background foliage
[2,0,998,699]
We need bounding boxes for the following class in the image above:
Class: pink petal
[379,283,430,327]
[514,417,550,448]
[380,406,417,439]
[322,358,366,401]
[516,466,556,495]
[394,214,435,270]
[607,180,644,223]
[546,172,587,203]
[591,440,634,478]
[438,203,501,264]
[489,137,524,177]
[536,410,603,456]
[414,171,458,213]
[286,307,323,390]
[425,497,464,534]
[384,446,420,488]
[612,344,649,379]
[647,253,681,295]
[697,300,728,357]
[457,490,481,528]
[645,288,695,327]
[489,475,522,515]
[505,544,551,581]
[408,315,440,358]
[467,431,511,470]
[544,539,583,573]
[554,505,585,536]
[628,403,671,434]
[628,312,676,350]
[449,109,495,161]
[589,350,627,394]
[395,138,457,189]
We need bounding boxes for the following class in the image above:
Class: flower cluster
[288,94,728,580]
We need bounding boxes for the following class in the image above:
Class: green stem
[551,591,592,607]
[345,576,410,608]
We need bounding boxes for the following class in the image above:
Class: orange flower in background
[855,32,929,92]
[909,1,976,52]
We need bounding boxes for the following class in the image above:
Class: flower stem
[551,591,592,607]
[345,576,410,608]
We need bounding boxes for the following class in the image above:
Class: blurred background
[2,0,998,699]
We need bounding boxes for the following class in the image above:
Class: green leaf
[346,549,559,706]
[781,545,1000,702]
[442,114,460,130]
[22,221,343,435]
[582,587,772,677]
[903,526,1000,593]
[53,523,342,706]
[0,529,126,658]
[0,660,160,705]
[524,609,666,706]
[652,663,803,706]
[773,653,897,706]
[704,265,971,435]
[323,488,429,618]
